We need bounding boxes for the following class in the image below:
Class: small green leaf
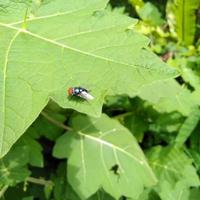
[0,144,30,186]
[137,79,197,116]
[174,0,200,45]
[54,114,157,199]
[44,181,54,200]
[138,2,164,26]
[16,134,44,167]
[175,107,200,146]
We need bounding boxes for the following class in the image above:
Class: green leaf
[129,0,144,8]
[175,107,200,146]
[0,131,43,187]
[88,190,115,200]
[31,110,66,141]
[149,112,183,134]
[0,143,30,186]
[19,134,44,167]
[53,162,114,200]
[137,79,197,116]
[2,186,29,200]
[137,189,160,200]
[174,0,200,45]
[180,57,200,90]
[147,146,200,200]
[53,162,82,200]
[124,114,148,142]
[189,188,200,200]
[54,114,157,199]
[137,2,164,26]
[0,0,176,158]
[44,181,54,200]
[188,149,200,171]
[22,197,34,200]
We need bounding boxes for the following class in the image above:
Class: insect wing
[79,91,94,100]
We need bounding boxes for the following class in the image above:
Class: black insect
[67,87,94,100]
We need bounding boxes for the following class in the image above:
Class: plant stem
[113,112,133,119]
[41,111,72,131]
[26,177,52,186]
[0,185,8,198]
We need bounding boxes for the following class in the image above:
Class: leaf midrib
[78,131,145,165]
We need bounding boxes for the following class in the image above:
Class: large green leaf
[0,0,176,158]
[174,0,200,45]
[53,114,157,199]
[147,146,200,200]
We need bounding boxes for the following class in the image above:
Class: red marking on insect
[67,87,74,96]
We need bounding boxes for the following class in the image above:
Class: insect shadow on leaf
[110,164,120,181]
[67,94,85,103]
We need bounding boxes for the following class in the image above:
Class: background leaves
[1,0,200,200]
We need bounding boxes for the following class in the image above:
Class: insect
[67,87,94,100]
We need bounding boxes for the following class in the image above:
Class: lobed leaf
[0,0,176,158]
[54,114,157,199]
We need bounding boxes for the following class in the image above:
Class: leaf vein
[9,6,90,25]
[80,135,86,183]
[0,23,165,72]
[1,30,20,154]
[78,131,144,165]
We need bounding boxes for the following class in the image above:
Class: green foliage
[1,0,200,200]
[0,133,43,187]
[147,146,200,200]
[129,0,164,26]
[175,106,200,146]
[137,2,164,26]
[174,0,200,45]
[137,79,197,116]
[0,0,176,158]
